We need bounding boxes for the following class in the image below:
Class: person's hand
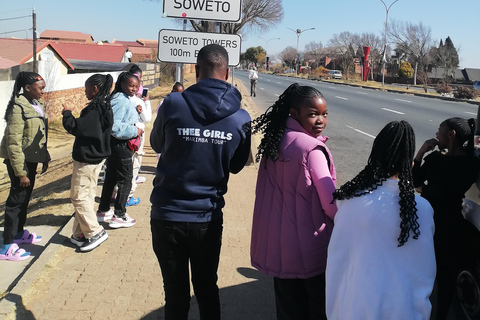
[19,176,30,187]
[137,127,144,137]
[41,161,49,174]
[62,104,71,113]
[136,105,143,114]
[421,138,438,153]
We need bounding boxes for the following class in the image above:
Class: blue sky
[2,0,479,68]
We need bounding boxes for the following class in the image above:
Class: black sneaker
[70,234,86,247]
[80,229,108,252]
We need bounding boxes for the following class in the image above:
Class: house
[40,30,94,43]
[112,39,158,63]
[0,37,73,80]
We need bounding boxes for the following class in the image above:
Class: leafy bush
[435,83,452,94]
[453,86,479,100]
[398,61,414,78]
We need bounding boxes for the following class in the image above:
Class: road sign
[162,0,242,22]
[158,29,242,66]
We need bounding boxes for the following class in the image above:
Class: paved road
[235,70,479,185]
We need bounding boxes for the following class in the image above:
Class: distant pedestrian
[150,44,251,320]
[248,66,258,97]
[326,120,436,320]
[63,73,113,252]
[96,72,142,228]
[250,83,337,320]
[0,72,50,261]
[413,117,480,319]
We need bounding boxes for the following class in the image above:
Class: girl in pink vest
[250,83,337,319]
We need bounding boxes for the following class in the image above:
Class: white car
[329,70,342,80]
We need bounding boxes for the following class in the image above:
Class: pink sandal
[0,243,31,261]
[13,230,42,244]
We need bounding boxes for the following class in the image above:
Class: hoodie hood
[182,78,242,124]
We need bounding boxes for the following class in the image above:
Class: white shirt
[326,179,436,320]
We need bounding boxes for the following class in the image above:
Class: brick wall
[42,87,88,122]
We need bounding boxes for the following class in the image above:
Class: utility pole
[380,0,400,86]
[32,7,37,73]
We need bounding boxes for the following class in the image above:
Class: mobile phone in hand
[142,88,148,97]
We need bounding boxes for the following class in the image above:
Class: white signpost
[158,29,241,66]
[163,0,242,22]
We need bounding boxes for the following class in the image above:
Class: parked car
[329,70,342,80]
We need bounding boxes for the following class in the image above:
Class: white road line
[335,96,348,100]
[328,86,336,89]
[382,108,405,115]
[274,94,280,97]
[346,125,376,139]
[395,98,412,103]
[465,111,477,115]
[356,91,368,95]
[276,82,282,84]
[260,87,265,90]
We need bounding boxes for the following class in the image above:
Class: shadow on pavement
[3,293,36,320]
[140,267,275,320]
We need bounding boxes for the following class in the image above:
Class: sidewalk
[0,90,274,320]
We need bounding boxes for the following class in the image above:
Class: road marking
[328,86,336,89]
[346,125,376,139]
[274,94,280,97]
[276,82,282,84]
[465,111,476,115]
[382,108,405,115]
[335,96,348,100]
[260,87,265,90]
[356,91,368,95]
[395,98,412,103]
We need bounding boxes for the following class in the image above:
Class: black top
[62,100,113,164]
[413,151,480,236]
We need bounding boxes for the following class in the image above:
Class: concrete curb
[0,216,75,318]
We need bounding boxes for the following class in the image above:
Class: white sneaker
[96,209,114,222]
[109,213,136,228]
[136,176,146,184]
[80,229,108,252]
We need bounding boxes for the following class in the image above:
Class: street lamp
[287,27,315,74]
[380,0,400,86]
[259,37,280,72]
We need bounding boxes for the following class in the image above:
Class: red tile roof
[0,56,19,69]
[112,40,144,47]
[0,38,51,65]
[40,30,94,42]
[48,42,127,63]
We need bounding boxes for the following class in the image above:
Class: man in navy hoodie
[150,44,251,319]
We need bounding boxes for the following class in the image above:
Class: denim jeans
[99,139,133,217]
[151,217,223,320]
[3,160,38,244]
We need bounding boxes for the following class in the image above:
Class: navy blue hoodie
[150,78,251,223]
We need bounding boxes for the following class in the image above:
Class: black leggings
[3,160,38,245]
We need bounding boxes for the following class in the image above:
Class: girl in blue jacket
[96,72,142,229]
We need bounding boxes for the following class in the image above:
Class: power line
[0,28,32,35]
[0,14,31,22]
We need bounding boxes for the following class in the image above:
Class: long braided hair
[251,83,325,162]
[443,117,476,155]
[333,120,420,246]
[5,71,44,120]
[85,74,113,130]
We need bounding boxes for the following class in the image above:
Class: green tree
[243,46,265,65]
[398,61,414,78]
